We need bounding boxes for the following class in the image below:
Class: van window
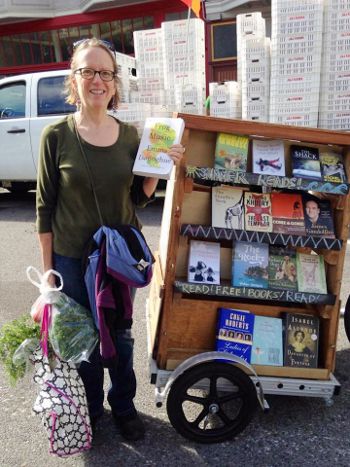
[37,76,76,116]
[0,81,25,118]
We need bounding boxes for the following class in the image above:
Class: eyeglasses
[74,67,116,82]
[73,38,115,52]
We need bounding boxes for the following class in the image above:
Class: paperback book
[212,185,245,230]
[296,252,327,294]
[252,139,286,176]
[271,192,306,236]
[251,315,283,366]
[283,312,319,368]
[232,241,269,289]
[302,194,335,238]
[214,133,249,172]
[132,117,185,179]
[291,145,322,180]
[187,240,220,285]
[216,307,255,363]
[320,151,347,184]
[268,246,297,291]
[244,192,272,232]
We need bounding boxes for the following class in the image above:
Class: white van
[0,70,74,193]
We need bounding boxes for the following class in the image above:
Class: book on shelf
[291,145,322,180]
[283,312,319,368]
[302,193,335,238]
[252,139,286,176]
[214,133,249,172]
[232,241,269,289]
[244,192,273,232]
[251,315,283,366]
[187,240,221,285]
[216,307,255,363]
[212,185,245,230]
[296,252,327,294]
[268,246,297,291]
[320,151,347,184]
[132,117,185,179]
[271,192,306,236]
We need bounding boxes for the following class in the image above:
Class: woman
[36,38,184,442]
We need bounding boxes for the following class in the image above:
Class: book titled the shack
[214,133,249,172]
[216,307,255,363]
[291,145,322,180]
[283,312,319,368]
[132,117,185,179]
[232,241,269,289]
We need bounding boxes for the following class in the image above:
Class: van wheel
[7,182,35,194]
[166,362,257,443]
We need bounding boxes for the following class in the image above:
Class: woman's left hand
[168,144,185,164]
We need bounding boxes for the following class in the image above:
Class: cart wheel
[166,361,257,443]
[344,295,350,342]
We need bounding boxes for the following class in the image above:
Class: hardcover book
[188,240,220,285]
[251,315,283,366]
[268,246,297,291]
[244,192,273,232]
[320,151,347,184]
[291,145,322,180]
[232,241,269,289]
[214,133,249,172]
[302,194,335,238]
[132,117,185,179]
[271,192,306,236]
[216,307,255,363]
[296,252,327,294]
[252,139,286,176]
[283,312,319,368]
[212,185,245,230]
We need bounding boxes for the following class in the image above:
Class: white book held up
[252,139,286,176]
[188,240,221,285]
[132,117,185,180]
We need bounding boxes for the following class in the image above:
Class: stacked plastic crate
[241,36,270,121]
[209,81,241,119]
[132,28,167,106]
[269,0,324,127]
[319,0,350,130]
[115,51,137,103]
[161,18,206,114]
[237,13,266,82]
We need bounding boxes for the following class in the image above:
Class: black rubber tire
[344,295,350,343]
[166,362,257,443]
[7,182,35,194]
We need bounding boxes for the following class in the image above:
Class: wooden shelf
[186,166,349,195]
[174,280,336,305]
[181,224,343,250]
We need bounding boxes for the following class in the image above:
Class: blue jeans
[53,253,137,419]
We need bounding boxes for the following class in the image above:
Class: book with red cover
[271,192,306,236]
[244,192,272,232]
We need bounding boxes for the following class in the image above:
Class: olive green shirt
[36,115,152,258]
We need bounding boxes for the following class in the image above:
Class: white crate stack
[241,36,270,121]
[133,28,167,107]
[236,12,266,85]
[209,81,241,119]
[319,0,350,130]
[115,51,137,103]
[162,18,206,114]
[269,0,324,127]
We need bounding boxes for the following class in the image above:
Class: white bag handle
[26,266,63,293]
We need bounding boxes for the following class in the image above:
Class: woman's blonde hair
[64,37,120,110]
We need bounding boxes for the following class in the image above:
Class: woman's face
[72,46,116,111]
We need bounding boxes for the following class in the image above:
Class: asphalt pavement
[0,190,350,467]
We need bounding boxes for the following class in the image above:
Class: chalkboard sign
[211,22,237,61]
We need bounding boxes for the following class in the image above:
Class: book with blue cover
[232,241,269,289]
[251,315,283,366]
[216,307,255,363]
[291,145,322,180]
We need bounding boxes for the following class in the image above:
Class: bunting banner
[180,0,201,18]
